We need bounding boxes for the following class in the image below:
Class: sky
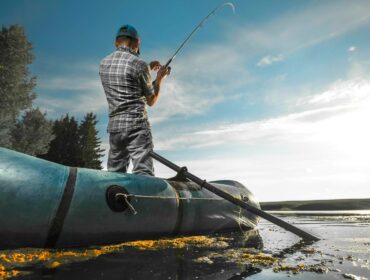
[1,0,370,202]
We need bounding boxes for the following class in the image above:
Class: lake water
[1,211,369,280]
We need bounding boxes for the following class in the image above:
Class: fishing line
[163,2,235,68]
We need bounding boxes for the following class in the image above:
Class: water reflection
[272,239,314,258]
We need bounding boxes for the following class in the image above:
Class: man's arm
[146,66,170,107]
[146,79,160,107]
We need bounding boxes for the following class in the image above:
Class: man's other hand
[149,61,161,71]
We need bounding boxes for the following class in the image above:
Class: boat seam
[44,167,77,248]
[167,182,184,236]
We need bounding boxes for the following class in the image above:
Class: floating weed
[0,235,229,279]
[120,235,229,250]
[0,269,21,280]
[204,248,278,266]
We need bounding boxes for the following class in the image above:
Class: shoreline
[260,198,370,211]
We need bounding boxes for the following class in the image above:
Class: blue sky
[2,0,370,201]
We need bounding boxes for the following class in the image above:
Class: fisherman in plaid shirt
[100,24,170,176]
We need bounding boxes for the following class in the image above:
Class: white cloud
[35,74,107,117]
[310,81,369,104]
[147,44,252,123]
[257,54,284,67]
[152,78,370,201]
[155,77,370,150]
[154,104,359,151]
[154,76,370,202]
[38,76,101,92]
[348,46,357,52]
[235,0,370,54]
[153,154,370,202]
[149,0,370,123]
[300,78,370,106]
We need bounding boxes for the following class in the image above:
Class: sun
[314,94,370,162]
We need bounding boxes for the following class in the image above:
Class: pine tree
[0,25,36,147]
[78,113,105,169]
[41,115,81,166]
[11,108,54,156]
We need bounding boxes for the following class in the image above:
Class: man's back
[99,46,154,132]
[101,24,169,175]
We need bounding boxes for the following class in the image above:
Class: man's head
[115,24,140,54]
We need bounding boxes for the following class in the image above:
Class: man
[99,24,169,176]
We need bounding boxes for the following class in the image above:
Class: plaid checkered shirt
[99,46,154,132]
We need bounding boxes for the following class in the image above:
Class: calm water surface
[1,211,369,280]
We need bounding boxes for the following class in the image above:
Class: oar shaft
[150,151,319,242]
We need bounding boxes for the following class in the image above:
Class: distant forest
[261,198,370,211]
[0,24,104,169]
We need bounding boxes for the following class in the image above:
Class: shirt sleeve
[138,61,154,97]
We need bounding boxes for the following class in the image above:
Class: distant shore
[260,198,370,211]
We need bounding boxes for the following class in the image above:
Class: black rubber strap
[44,167,77,248]
[168,183,184,236]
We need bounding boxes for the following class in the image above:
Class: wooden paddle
[150,151,320,242]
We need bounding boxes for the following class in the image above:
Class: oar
[150,151,320,242]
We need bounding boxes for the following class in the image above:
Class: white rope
[125,193,225,201]
[117,193,250,231]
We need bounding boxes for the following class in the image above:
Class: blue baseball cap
[116,24,140,40]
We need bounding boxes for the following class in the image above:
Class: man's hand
[149,61,161,71]
[146,65,171,107]
[156,66,171,82]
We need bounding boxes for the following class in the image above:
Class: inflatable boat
[0,148,260,249]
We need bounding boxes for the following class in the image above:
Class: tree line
[0,25,104,169]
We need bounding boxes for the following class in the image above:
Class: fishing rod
[163,2,235,69]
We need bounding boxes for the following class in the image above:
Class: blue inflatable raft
[0,148,260,249]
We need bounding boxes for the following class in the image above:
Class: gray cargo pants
[107,125,154,176]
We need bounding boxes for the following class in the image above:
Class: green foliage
[78,113,105,169]
[41,113,105,169]
[0,24,105,168]
[11,108,54,156]
[0,25,36,147]
[40,114,81,166]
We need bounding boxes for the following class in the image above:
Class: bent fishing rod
[162,2,235,69]
[152,3,319,242]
